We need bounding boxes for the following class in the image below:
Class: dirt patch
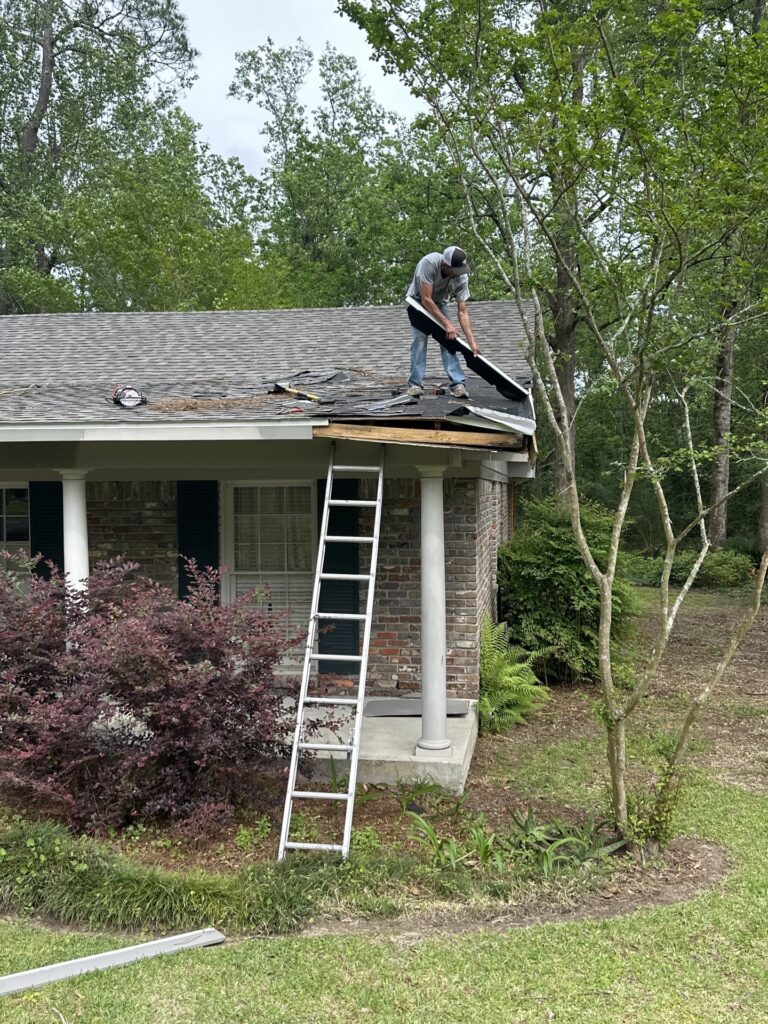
[301,836,731,942]
[639,594,768,793]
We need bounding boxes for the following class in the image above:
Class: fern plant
[478,616,549,735]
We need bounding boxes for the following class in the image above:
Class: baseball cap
[442,245,470,276]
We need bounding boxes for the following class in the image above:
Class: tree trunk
[549,238,578,500]
[607,719,628,833]
[709,310,737,548]
[760,386,768,554]
[552,256,577,499]
[23,22,55,160]
[754,0,764,35]
[549,50,584,501]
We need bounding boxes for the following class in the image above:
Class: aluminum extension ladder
[278,445,385,860]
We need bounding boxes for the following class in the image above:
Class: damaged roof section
[165,367,536,451]
[0,301,535,452]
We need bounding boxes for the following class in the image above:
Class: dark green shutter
[177,480,219,598]
[29,481,64,579]
[317,477,360,672]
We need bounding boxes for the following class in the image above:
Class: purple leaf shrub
[0,553,303,829]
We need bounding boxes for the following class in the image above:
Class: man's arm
[420,282,458,340]
[457,301,480,355]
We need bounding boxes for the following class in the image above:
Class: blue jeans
[408,321,465,387]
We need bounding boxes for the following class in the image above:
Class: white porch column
[58,471,90,590]
[415,466,452,754]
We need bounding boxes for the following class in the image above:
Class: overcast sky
[176,0,421,172]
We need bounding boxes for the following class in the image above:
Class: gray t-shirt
[406,252,470,308]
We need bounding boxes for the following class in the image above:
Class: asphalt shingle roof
[0,301,534,425]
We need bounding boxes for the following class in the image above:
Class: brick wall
[361,475,511,701]
[87,481,178,591]
[81,473,511,702]
[477,476,509,624]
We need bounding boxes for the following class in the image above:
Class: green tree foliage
[498,498,635,683]
[0,0,256,313]
[343,0,768,843]
[229,38,476,307]
[66,109,256,311]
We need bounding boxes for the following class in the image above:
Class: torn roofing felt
[263,368,535,435]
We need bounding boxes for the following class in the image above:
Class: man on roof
[405,245,481,399]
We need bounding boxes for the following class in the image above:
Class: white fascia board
[0,419,325,443]
[483,450,530,463]
[507,462,536,479]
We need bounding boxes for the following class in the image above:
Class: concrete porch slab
[297,698,479,795]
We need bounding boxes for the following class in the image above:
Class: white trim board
[0,421,323,443]
[0,928,225,996]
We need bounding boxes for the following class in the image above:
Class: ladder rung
[298,742,354,752]
[303,696,358,706]
[292,790,349,801]
[284,841,345,852]
[280,445,385,862]
[315,612,366,621]
[320,573,372,581]
[309,653,362,662]
[328,499,378,507]
[325,535,374,543]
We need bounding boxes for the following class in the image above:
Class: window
[227,483,315,632]
[1,486,30,556]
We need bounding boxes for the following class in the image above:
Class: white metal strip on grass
[0,927,226,996]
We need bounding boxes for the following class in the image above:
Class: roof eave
[0,419,324,443]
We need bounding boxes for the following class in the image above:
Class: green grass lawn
[1,585,765,1023]
[1,774,767,1023]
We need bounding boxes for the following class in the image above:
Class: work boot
[406,384,424,397]
[450,383,469,398]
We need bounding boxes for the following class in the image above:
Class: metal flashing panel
[0,928,226,996]
[449,404,537,436]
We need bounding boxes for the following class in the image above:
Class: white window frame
[220,479,318,611]
[0,481,31,556]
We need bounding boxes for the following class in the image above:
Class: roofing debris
[144,367,535,446]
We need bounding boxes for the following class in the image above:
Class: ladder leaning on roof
[278,443,385,861]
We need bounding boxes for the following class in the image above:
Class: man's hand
[470,339,481,356]
[445,322,458,341]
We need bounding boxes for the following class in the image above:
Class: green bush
[478,617,549,735]
[622,548,753,589]
[671,548,752,589]
[498,498,635,683]
[620,552,664,587]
